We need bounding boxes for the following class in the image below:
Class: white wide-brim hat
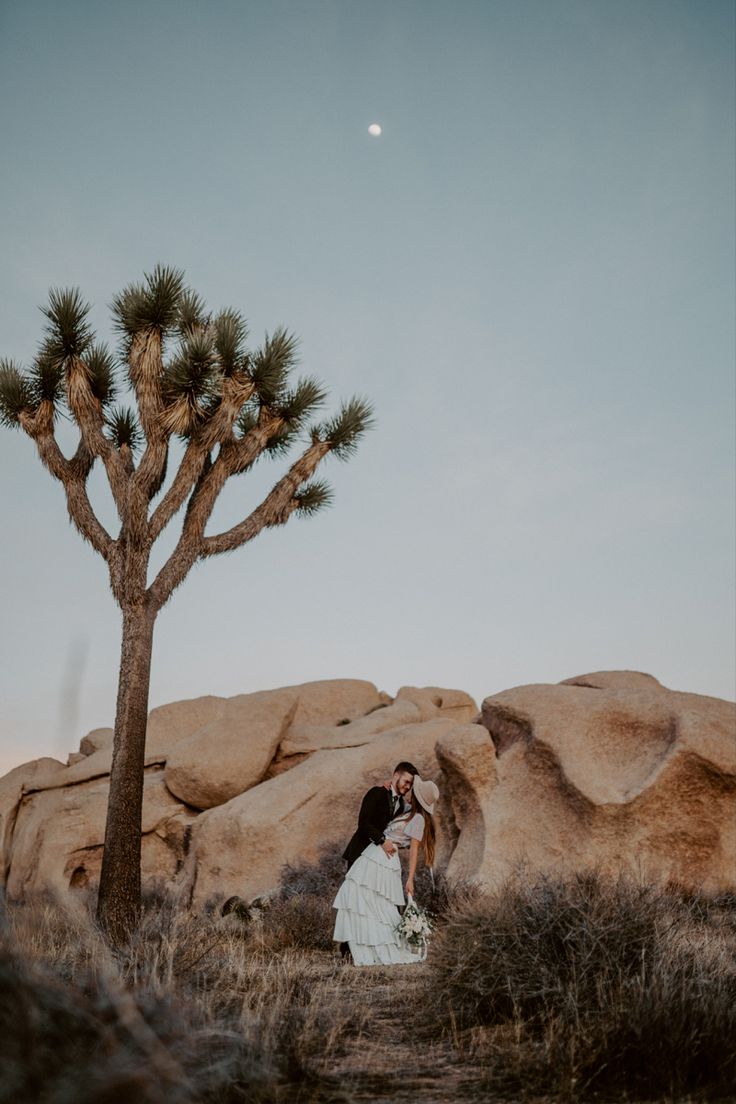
[413,776,439,814]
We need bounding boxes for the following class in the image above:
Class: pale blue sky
[1,0,734,774]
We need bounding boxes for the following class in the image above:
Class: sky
[0,0,734,776]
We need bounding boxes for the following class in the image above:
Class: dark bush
[411,867,481,922]
[583,942,736,1098]
[0,888,356,1103]
[279,846,346,901]
[0,940,273,1104]
[260,894,337,953]
[425,870,736,1099]
[238,846,346,953]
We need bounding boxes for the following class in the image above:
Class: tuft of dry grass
[422,869,736,1100]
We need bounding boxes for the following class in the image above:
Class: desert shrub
[578,940,736,1098]
[220,895,253,920]
[259,894,337,953]
[411,867,481,922]
[0,892,357,1103]
[424,870,736,1099]
[257,844,352,952]
[429,870,667,1026]
[0,938,273,1104]
[234,952,367,1093]
[279,846,346,901]
[0,891,111,985]
[220,845,347,953]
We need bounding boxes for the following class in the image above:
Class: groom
[342,761,418,868]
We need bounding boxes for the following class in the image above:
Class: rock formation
[438,670,736,891]
[185,717,462,906]
[1,671,733,906]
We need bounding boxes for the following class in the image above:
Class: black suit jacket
[343,785,396,868]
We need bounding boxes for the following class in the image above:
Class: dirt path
[316,962,483,1103]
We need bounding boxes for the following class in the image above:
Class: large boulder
[395,686,477,722]
[1,678,401,898]
[164,691,299,809]
[279,700,421,756]
[164,679,384,809]
[24,679,385,801]
[0,758,65,880]
[438,671,736,891]
[78,728,114,756]
[286,679,383,726]
[6,767,194,899]
[434,725,497,880]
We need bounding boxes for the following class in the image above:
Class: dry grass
[0,887,366,1103]
[423,870,736,1101]
[2,865,734,1102]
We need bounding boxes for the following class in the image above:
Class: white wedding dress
[332,811,425,966]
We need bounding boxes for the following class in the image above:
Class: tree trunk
[96,601,156,945]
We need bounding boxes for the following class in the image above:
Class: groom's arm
[358,786,389,846]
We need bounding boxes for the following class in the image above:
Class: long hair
[408,790,436,867]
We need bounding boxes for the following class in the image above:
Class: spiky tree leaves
[29,347,66,411]
[106,406,142,452]
[2,267,375,947]
[318,395,376,459]
[0,360,34,426]
[294,478,334,517]
[41,288,94,364]
[161,330,220,436]
[176,289,208,337]
[84,344,118,408]
[248,327,299,406]
[279,375,328,428]
[212,309,248,375]
[111,264,186,342]
[235,403,258,438]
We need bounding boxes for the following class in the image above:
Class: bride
[332,776,439,965]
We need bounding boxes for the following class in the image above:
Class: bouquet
[396,894,432,960]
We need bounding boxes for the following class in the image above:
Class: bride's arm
[405,837,420,897]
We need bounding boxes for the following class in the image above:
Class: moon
[368,123,382,137]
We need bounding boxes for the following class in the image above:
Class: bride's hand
[405,879,415,897]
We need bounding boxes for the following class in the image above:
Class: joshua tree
[0,266,373,945]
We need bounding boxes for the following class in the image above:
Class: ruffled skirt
[332,843,421,966]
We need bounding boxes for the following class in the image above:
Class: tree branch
[147,374,256,544]
[129,329,171,506]
[147,414,286,610]
[199,371,255,451]
[147,438,208,543]
[227,407,284,474]
[129,329,163,440]
[147,452,230,610]
[65,357,129,520]
[200,440,331,557]
[21,404,124,603]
